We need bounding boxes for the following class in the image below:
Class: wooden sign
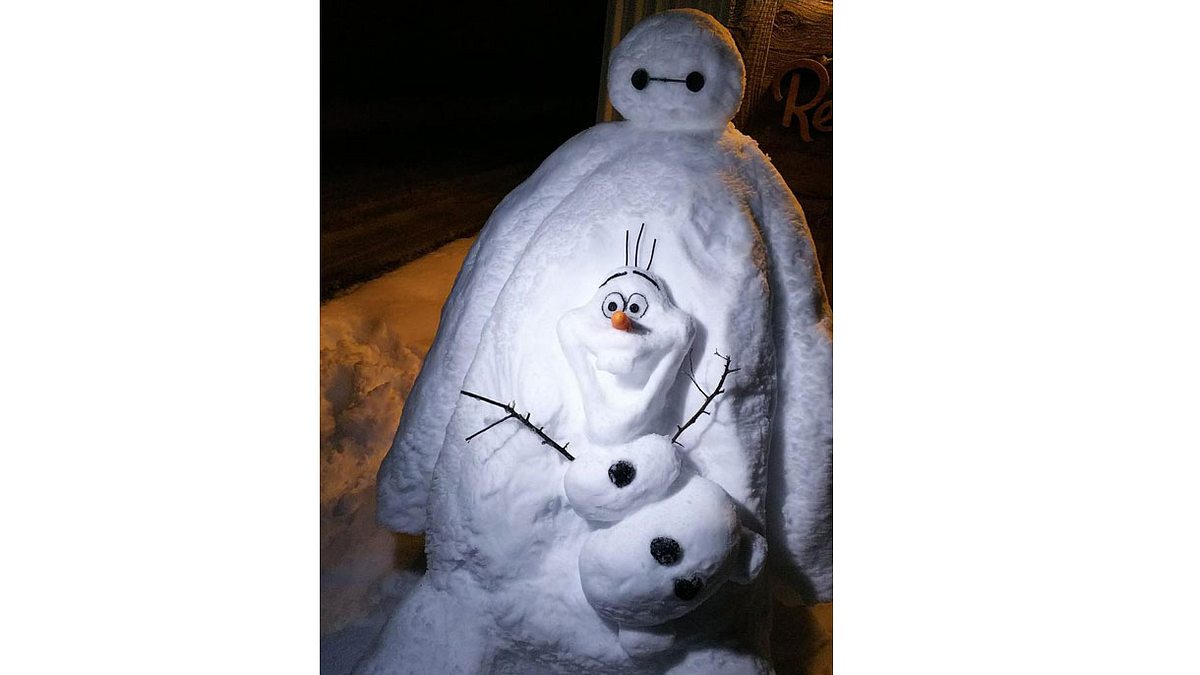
[772,57,832,142]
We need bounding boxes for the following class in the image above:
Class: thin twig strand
[460,390,575,461]
[672,350,740,447]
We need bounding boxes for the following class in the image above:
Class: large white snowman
[362,9,832,674]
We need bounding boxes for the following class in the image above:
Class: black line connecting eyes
[630,68,705,93]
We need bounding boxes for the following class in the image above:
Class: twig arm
[672,350,739,447]
[460,390,574,461]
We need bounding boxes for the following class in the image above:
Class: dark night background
[321,1,608,299]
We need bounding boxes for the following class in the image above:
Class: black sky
[322,1,608,173]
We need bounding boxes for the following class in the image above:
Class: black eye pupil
[607,301,618,312]
[686,71,705,92]
[628,303,640,314]
[631,68,649,90]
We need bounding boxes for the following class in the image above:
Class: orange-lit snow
[320,237,474,667]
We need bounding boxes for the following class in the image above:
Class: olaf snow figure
[363,9,832,674]
[557,250,767,659]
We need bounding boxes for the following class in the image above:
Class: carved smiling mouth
[577,330,680,431]
[588,342,656,391]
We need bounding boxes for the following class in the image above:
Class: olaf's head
[557,228,694,444]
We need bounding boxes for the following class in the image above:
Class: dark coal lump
[608,460,637,488]
[650,536,682,565]
[673,575,704,601]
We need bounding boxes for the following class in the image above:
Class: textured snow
[320,240,830,674]
[320,238,476,664]
[367,9,832,673]
[563,435,681,523]
[578,476,755,626]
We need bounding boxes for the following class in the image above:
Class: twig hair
[624,223,658,271]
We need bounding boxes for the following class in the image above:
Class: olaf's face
[607,9,745,131]
[557,267,694,444]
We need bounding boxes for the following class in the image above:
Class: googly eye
[685,71,705,92]
[602,292,625,318]
[625,293,648,319]
[631,68,649,91]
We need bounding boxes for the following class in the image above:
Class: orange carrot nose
[611,310,632,331]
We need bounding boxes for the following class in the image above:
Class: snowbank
[320,238,475,670]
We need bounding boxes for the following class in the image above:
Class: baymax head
[607,9,746,131]
[557,234,695,445]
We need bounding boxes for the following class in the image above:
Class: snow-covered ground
[320,238,474,674]
[319,236,832,674]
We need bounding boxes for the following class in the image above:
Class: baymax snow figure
[364,9,832,674]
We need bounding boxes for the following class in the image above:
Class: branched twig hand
[459,390,575,461]
[672,350,739,447]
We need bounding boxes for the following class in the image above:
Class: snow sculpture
[556,256,767,658]
[363,8,832,674]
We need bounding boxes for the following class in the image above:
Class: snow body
[366,9,831,673]
[577,471,764,627]
[568,436,769,653]
[557,266,767,657]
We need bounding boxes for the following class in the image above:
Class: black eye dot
[608,460,636,488]
[607,301,619,312]
[673,575,704,600]
[685,71,705,92]
[628,303,640,314]
[631,68,649,90]
[650,537,682,566]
